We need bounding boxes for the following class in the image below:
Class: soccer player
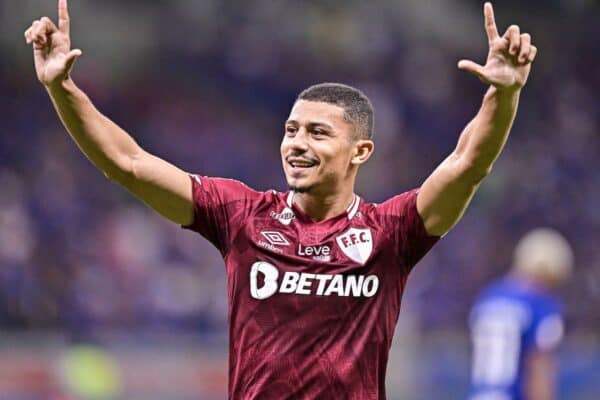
[25,1,538,398]
[469,228,573,400]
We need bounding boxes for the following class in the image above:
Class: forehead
[287,100,347,128]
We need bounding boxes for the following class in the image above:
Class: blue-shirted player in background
[469,228,574,400]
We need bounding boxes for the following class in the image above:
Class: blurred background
[1,0,599,399]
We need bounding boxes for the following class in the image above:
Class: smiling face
[281,100,373,195]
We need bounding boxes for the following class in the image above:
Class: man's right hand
[24,0,82,88]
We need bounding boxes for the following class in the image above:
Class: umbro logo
[260,231,290,246]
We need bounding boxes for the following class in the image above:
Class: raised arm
[417,2,537,236]
[24,0,193,225]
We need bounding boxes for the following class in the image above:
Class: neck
[509,271,554,292]
[292,185,355,221]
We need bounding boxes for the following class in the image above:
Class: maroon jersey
[184,175,439,399]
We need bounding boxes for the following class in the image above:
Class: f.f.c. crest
[336,228,373,265]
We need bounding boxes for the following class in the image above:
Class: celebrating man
[25,1,537,398]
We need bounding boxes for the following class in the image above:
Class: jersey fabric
[183,175,439,399]
[469,277,564,400]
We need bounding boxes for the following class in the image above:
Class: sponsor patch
[249,261,379,299]
[269,207,295,225]
[297,243,331,262]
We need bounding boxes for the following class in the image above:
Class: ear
[351,140,374,165]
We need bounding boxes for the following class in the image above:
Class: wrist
[486,85,521,101]
[489,84,521,96]
[45,76,75,95]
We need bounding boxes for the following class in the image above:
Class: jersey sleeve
[182,175,258,254]
[377,189,440,273]
[522,296,564,352]
[533,314,564,351]
[530,299,565,352]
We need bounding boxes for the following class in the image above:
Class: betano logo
[249,261,379,300]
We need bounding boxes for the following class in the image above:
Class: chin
[289,184,313,193]
[287,178,314,193]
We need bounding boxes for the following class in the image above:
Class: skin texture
[525,350,556,400]
[24,2,537,235]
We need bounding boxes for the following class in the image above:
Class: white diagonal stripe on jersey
[345,194,356,213]
[348,195,361,220]
[192,174,202,185]
[286,191,295,208]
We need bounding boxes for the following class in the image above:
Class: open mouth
[287,157,319,171]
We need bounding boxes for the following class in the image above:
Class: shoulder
[531,292,563,329]
[188,175,287,219]
[192,175,258,193]
[190,174,270,202]
[471,281,532,326]
[361,189,420,220]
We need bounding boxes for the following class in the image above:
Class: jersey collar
[286,192,360,221]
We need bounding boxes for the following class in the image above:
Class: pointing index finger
[58,0,70,35]
[484,2,499,42]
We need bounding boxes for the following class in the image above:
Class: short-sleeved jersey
[183,175,439,399]
[469,277,564,400]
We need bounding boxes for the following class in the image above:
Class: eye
[312,129,328,137]
[285,126,297,136]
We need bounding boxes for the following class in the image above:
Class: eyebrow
[285,120,334,131]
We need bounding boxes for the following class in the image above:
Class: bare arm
[25,0,193,225]
[525,350,557,400]
[417,2,537,236]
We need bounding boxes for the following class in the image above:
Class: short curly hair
[297,83,374,140]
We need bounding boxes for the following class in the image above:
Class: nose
[288,127,309,151]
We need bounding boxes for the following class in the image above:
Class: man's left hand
[458,2,537,91]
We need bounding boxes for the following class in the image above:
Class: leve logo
[336,227,373,265]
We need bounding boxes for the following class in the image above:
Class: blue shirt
[468,276,564,400]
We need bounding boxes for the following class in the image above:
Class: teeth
[291,162,313,168]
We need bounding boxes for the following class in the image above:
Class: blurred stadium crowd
[0,0,598,344]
